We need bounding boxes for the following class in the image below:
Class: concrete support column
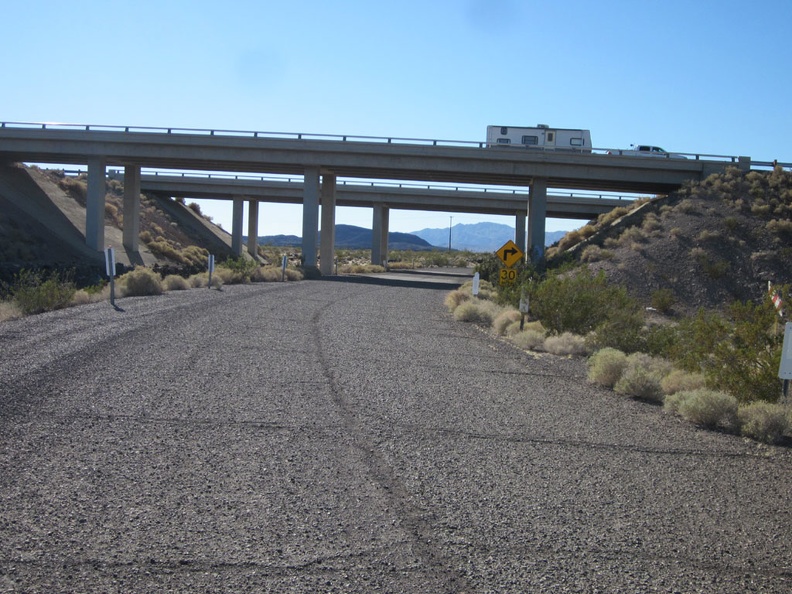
[515,211,527,259]
[247,200,259,258]
[231,197,244,257]
[320,174,337,276]
[122,165,141,252]
[527,178,548,262]
[301,167,320,272]
[86,157,107,251]
[371,205,389,267]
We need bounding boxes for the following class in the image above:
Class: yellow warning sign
[496,240,524,268]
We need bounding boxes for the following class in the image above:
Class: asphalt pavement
[1,276,790,592]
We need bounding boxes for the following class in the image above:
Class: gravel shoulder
[1,278,791,593]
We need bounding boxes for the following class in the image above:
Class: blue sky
[3,0,791,237]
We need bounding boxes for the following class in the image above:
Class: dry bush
[119,267,163,297]
[675,199,698,214]
[163,274,190,291]
[251,266,282,282]
[587,348,628,388]
[580,245,614,262]
[189,273,208,288]
[71,287,110,305]
[445,288,470,312]
[738,402,790,444]
[492,309,521,336]
[661,369,706,395]
[696,229,721,242]
[510,329,546,351]
[284,268,303,281]
[0,301,22,322]
[453,299,502,325]
[544,332,590,357]
[666,389,739,430]
[597,206,631,227]
[618,226,648,246]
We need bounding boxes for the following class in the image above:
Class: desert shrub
[163,274,190,291]
[445,288,470,312]
[284,268,303,281]
[597,206,631,227]
[510,329,546,351]
[671,388,739,430]
[532,267,640,338]
[580,245,614,262]
[6,269,76,315]
[661,369,706,395]
[189,273,208,288]
[119,267,163,297]
[738,402,790,444]
[218,257,258,283]
[492,309,521,336]
[651,288,676,314]
[675,199,698,214]
[589,305,645,353]
[618,226,648,246]
[587,348,628,388]
[0,300,22,322]
[251,266,282,282]
[612,353,668,403]
[453,298,502,325]
[544,332,589,356]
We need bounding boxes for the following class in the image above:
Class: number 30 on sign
[499,267,517,285]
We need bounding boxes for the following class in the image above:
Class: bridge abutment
[528,178,548,262]
[371,205,389,267]
[122,165,141,252]
[86,157,106,251]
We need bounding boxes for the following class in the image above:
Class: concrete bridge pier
[515,211,527,259]
[320,174,337,275]
[301,167,320,273]
[122,164,141,252]
[247,199,259,258]
[371,204,389,267]
[527,178,548,262]
[86,157,107,251]
[231,197,244,257]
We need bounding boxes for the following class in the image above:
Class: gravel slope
[1,278,790,593]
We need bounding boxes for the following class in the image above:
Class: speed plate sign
[499,267,517,285]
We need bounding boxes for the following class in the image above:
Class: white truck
[486,124,592,152]
[608,145,687,159]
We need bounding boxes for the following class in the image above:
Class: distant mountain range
[253,222,569,252]
[411,222,568,252]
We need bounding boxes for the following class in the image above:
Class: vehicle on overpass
[486,124,592,152]
[608,144,688,159]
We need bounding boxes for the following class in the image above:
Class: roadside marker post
[207,254,215,289]
[104,246,116,307]
[281,255,288,281]
[519,291,530,331]
[472,272,480,297]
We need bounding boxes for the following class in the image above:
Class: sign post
[207,254,215,289]
[472,272,480,297]
[105,246,116,307]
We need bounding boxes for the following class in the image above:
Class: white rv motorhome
[486,124,592,152]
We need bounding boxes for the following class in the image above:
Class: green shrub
[738,402,790,444]
[587,348,628,388]
[119,267,163,297]
[7,269,76,315]
[672,389,739,430]
[651,289,676,314]
[544,332,589,356]
[532,267,640,338]
[251,266,282,282]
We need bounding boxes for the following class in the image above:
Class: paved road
[1,276,790,593]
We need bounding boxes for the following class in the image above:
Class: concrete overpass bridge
[122,171,633,263]
[0,121,750,270]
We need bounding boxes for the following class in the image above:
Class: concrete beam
[86,157,106,251]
